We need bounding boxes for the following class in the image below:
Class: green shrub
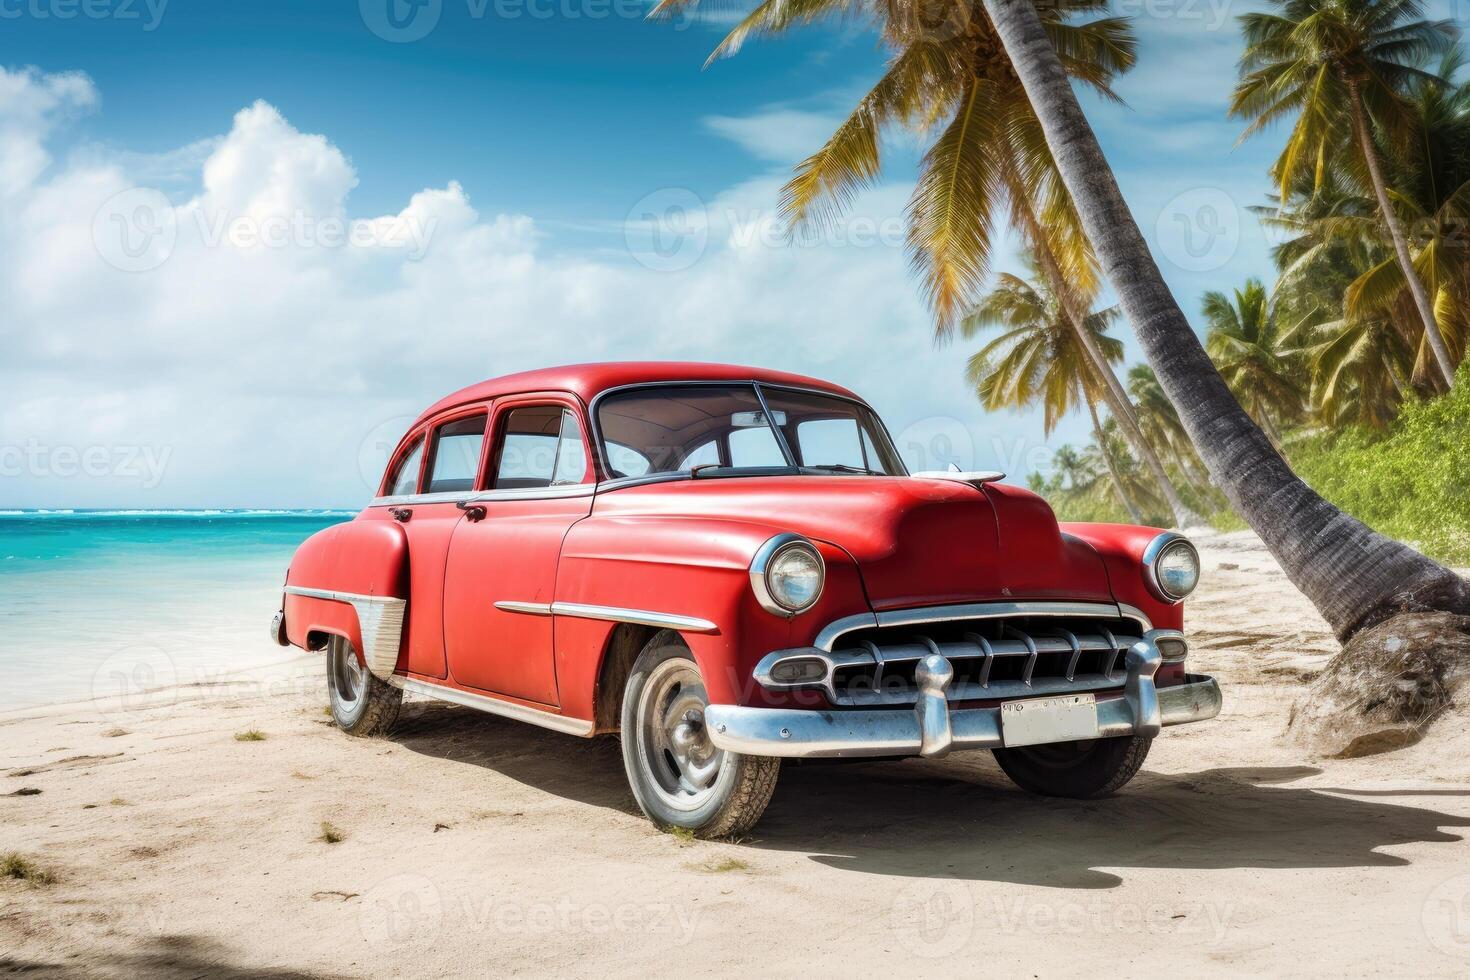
[1286,372,1470,565]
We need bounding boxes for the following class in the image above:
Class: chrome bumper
[706,636,1221,759]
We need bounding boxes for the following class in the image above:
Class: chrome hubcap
[637,660,724,810]
[330,642,365,709]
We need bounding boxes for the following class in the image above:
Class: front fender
[554,516,871,707]
[1059,522,1185,631]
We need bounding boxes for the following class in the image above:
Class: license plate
[1000,693,1099,748]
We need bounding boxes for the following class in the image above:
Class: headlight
[1143,532,1200,602]
[750,534,825,616]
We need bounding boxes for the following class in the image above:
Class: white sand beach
[3,530,1469,977]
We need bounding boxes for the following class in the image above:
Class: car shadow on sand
[394,702,1470,889]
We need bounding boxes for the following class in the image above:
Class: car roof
[414,361,865,426]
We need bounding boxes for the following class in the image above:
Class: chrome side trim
[284,586,405,681]
[494,601,554,616]
[392,678,594,736]
[370,490,477,507]
[550,602,719,634]
[371,483,596,508]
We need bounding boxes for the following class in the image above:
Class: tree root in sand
[1288,611,1470,758]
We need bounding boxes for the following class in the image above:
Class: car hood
[593,475,1114,610]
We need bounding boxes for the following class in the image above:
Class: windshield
[595,383,905,480]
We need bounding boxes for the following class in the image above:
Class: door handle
[456,501,487,522]
[389,507,412,523]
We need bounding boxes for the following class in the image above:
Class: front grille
[825,615,1141,706]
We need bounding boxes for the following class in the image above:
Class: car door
[441,396,594,704]
[377,407,490,680]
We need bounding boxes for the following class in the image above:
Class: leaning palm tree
[979,0,1469,642]
[649,0,1206,528]
[1201,279,1305,445]
[961,268,1144,522]
[1230,0,1460,389]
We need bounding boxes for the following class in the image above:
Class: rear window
[426,415,487,494]
[384,436,424,497]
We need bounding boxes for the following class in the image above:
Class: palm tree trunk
[981,0,1470,640]
[1008,181,1206,528]
[1084,391,1144,523]
[1348,84,1457,390]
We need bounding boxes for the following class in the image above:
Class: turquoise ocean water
[0,511,353,708]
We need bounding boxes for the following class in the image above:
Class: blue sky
[4,0,1419,507]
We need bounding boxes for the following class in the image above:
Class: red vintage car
[272,362,1220,837]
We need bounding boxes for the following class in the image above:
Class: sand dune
[3,530,1469,977]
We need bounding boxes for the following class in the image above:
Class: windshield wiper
[805,463,878,475]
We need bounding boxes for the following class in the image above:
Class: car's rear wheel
[992,734,1151,799]
[326,635,402,737]
[620,631,780,838]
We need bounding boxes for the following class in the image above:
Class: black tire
[620,631,780,839]
[326,635,402,737]
[992,734,1151,799]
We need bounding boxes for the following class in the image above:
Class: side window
[385,436,424,497]
[552,411,588,485]
[426,414,487,494]
[494,406,588,490]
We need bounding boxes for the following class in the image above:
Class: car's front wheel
[326,635,402,737]
[620,631,780,838]
[992,734,1151,799]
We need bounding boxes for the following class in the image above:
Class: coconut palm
[978,0,1469,640]
[961,268,1144,521]
[1201,279,1305,444]
[1306,310,1413,426]
[649,0,1205,527]
[1230,0,1460,389]
[1127,365,1207,484]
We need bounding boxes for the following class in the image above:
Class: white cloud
[702,108,839,164]
[2,68,1058,508]
[0,66,96,197]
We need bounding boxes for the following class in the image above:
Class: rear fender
[283,519,409,679]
